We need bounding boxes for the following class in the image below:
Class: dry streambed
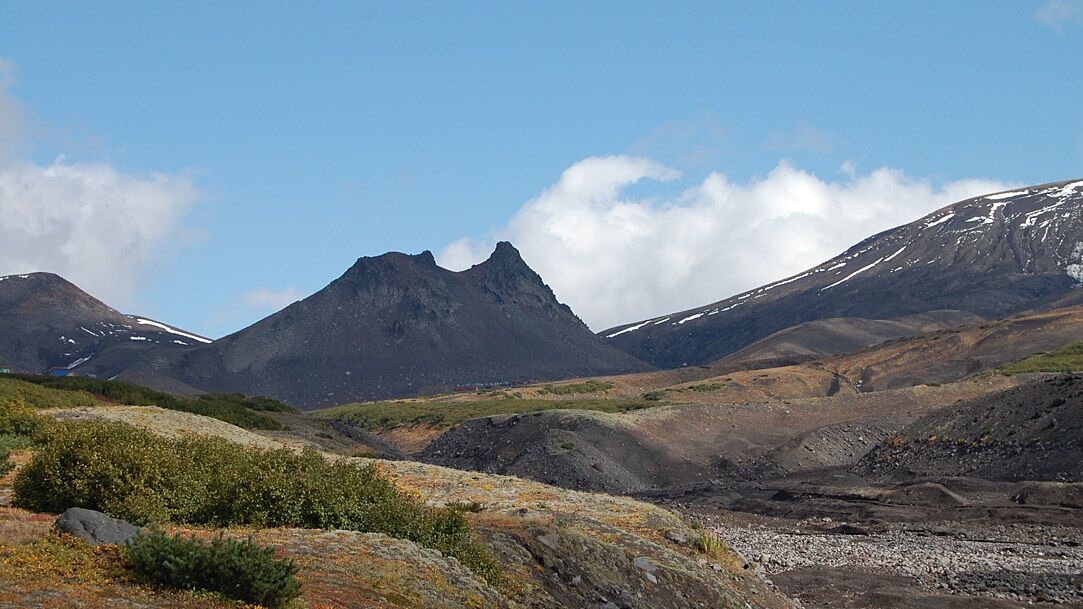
[705,513,1082,608]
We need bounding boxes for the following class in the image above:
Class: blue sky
[1,1,1081,336]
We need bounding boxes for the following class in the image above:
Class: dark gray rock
[54,507,140,546]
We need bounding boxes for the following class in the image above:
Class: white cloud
[244,286,303,310]
[1036,0,1083,29]
[439,155,1015,331]
[0,59,27,161]
[0,58,201,305]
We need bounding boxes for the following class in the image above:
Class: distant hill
[0,272,209,377]
[127,242,651,407]
[709,310,984,372]
[603,178,1083,368]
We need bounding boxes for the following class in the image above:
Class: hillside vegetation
[1000,340,1083,374]
[12,418,498,582]
[3,375,293,430]
[319,397,655,431]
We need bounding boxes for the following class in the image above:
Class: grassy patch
[319,397,654,431]
[538,380,614,395]
[1000,340,1083,374]
[13,420,498,583]
[6,375,294,430]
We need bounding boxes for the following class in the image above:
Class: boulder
[54,507,140,546]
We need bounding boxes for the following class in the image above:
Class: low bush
[13,420,499,583]
[0,398,51,437]
[0,378,97,410]
[125,529,301,609]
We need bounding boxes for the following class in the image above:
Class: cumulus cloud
[244,286,303,310]
[0,58,201,305]
[439,156,1015,331]
[1036,0,1083,29]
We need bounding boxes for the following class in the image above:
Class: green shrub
[13,420,499,583]
[642,391,665,401]
[539,380,615,395]
[0,378,98,409]
[0,398,50,437]
[125,529,300,609]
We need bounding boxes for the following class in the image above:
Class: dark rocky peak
[463,242,567,312]
[0,271,117,314]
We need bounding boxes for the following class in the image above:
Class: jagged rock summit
[604,178,1083,368]
[129,242,651,407]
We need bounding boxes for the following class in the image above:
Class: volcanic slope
[131,242,650,407]
[604,178,1083,368]
[856,373,1083,483]
[0,272,210,378]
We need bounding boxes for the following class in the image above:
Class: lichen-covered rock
[54,507,139,546]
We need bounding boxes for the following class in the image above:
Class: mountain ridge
[123,241,651,407]
[603,177,1083,368]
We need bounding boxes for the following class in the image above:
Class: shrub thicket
[0,398,50,477]
[0,377,98,410]
[125,529,301,609]
[13,420,498,582]
[10,375,293,429]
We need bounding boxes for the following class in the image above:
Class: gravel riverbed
[700,513,1082,607]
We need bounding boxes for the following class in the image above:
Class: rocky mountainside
[604,178,1083,368]
[0,273,210,377]
[129,242,650,407]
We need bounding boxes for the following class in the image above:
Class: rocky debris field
[692,510,1083,609]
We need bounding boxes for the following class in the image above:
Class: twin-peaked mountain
[122,242,651,407]
[603,178,1083,368]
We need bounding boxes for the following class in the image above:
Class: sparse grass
[694,529,727,559]
[319,397,654,431]
[538,380,614,395]
[1000,340,1083,374]
[7,375,294,430]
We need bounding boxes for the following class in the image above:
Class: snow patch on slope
[132,318,212,344]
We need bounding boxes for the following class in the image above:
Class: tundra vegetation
[3,375,293,430]
[320,396,653,430]
[12,419,500,583]
[1000,340,1083,374]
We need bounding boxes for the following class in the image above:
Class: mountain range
[0,243,648,407]
[3,177,1082,408]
